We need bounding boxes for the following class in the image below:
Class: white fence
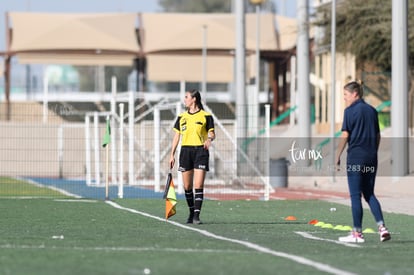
[1,77,275,200]
[82,88,273,200]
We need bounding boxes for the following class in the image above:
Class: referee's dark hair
[189,89,204,110]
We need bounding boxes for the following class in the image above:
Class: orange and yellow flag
[164,173,177,219]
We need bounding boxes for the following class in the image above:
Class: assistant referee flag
[102,119,111,148]
[164,173,177,219]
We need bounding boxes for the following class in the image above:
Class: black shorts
[178,146,209,172]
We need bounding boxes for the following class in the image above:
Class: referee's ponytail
[189,89,204,110]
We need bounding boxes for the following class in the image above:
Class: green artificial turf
[1,177,413,275]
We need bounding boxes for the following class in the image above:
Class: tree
[158,0,233,13]
[314,0,414,129]
[158,0,276,13]
[314,0,414,72]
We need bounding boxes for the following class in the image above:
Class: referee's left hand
[203,139,212,150]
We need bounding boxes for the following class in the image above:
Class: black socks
[185,190,194,223]
[194,188,204,218]
[185,188,204,224]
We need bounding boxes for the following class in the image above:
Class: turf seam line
[105,201,357,275]
[0,244,251,254]
[54,199,97,203]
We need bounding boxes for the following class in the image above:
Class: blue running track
[25,177,183,200]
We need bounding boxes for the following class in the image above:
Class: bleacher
[44,100,237,123]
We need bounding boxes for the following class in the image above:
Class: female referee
[169,89,215,224]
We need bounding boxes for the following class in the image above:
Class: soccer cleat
[193,213,203,225]
[186,212,194,224]
[379,226,391,242]
[193,217,203,225]
[338,231,365,243]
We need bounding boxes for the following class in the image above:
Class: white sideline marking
[106,201,356,275]
[0,244,249,254]
[295,231,362,248]
[0,198,96,202]
[0,196,58,199]
[54,199,97,203]
[21,177,81,198]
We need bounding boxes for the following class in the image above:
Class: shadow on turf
[383,240,414,244]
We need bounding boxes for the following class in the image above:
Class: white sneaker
[338,231,365,243]
[379,226,391,242]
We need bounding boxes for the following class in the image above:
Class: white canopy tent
[141,13,297,82]
[4,12,298,81]
[8,12,141,66]
[2,11,299,120]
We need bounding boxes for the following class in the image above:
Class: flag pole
[105,141,109,200]
[166,167,170,222]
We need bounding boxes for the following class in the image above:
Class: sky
[0,0,297,52]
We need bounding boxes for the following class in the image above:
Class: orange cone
[308,219,319,225]
[285,215,297,221]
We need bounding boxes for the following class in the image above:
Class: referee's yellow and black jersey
[173,110,215,146]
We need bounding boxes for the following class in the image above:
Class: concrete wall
[0,121,83,178]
